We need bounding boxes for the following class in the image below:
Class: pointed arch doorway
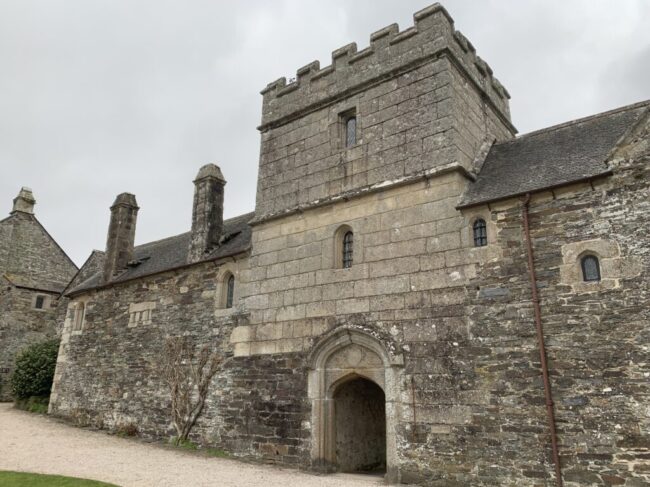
[307,329,403,482]
[333,375,386,472]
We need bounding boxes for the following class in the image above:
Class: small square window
[34,295,45,309]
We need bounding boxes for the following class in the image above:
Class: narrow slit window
[473,218,487,247]
[581,255,601,282]
[226,275,235,308]
[73,303,85,331]
[345,116,357,148]
[342,231,354,268]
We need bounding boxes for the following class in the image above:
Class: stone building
[0,187,78,400]
[49,4,649,486]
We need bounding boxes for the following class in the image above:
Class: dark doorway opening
[333,377,386,474]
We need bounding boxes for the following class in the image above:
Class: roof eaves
[456,170,613,210]
[66,247,251,298]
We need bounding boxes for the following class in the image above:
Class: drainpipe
[521,193,563,487]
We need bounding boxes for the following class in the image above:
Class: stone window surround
[215,263,240,316]
[307,327,404,483]
[71,300,87,335]
[472,217,488,247]
[128,301,155,328]
[559,238,641,293]
[338,106,359,150]
[463,212,494,247]
[334,224,355,269]
[32,293,50,311]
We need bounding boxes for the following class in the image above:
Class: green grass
[14,396,49,414]
[205,447,230,458]
[0,471,119,486]
[168,437,230,457]
[169,437,198,450]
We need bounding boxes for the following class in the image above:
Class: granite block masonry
[0,187,78,400]
[49,3,649,485]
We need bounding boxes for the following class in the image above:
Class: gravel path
[0,403,382,487]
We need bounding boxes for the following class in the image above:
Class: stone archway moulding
[307,327,404,483]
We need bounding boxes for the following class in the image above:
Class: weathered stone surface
[48,3,649,486]
[0,189,78,400]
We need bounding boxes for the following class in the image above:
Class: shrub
[11,339,60,400]
[14,396,50,414]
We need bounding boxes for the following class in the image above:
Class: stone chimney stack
[11,187,36,214]
[103,193,139,282]
[188,164,226,263]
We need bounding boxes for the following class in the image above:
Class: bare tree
[159,336,222,445]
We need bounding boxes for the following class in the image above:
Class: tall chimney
[11,187,36,215]
[188,164,226,263]
[103,193,139,282]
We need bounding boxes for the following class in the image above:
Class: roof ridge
[135,231,191,250]
[134,211,255,250]
[502,98,650,145]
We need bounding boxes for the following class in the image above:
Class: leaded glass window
[345,116,356,148]
[226,275,235,308]
[473,218,487,247]
[581,255,601,282]
[342,231,354,268]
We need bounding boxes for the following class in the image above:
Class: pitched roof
[458,100,649,208]
[68,211,254,295]
[0,212,78,293]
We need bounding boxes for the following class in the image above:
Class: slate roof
[458,100,649,208]
[2,273,64,294]
[68,211,254,295]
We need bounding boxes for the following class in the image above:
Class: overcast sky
[1,0,648,266]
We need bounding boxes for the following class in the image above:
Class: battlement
[259,3,511,130]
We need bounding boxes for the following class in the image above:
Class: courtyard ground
[0,403,382,487]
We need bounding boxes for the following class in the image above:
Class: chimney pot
[11,187,36,215]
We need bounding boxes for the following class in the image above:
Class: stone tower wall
[255,4,514,220]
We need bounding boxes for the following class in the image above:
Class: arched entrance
[307,328,403,482]
[333,376,386,473]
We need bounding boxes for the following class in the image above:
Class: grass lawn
[0,471,119,486]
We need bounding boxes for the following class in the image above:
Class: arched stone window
[342,231,354,268]
[473,218,487,247]
[334,225,355,269]
[73,302,85,331]
[225,274,235,308]
[581,255,601,282]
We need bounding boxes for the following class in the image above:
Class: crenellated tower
[254,3,515,221]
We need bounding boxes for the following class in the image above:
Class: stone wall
[0,210,77,400]
[49,121,650,484]
[46,4,649,485]
[0,286,65,400]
